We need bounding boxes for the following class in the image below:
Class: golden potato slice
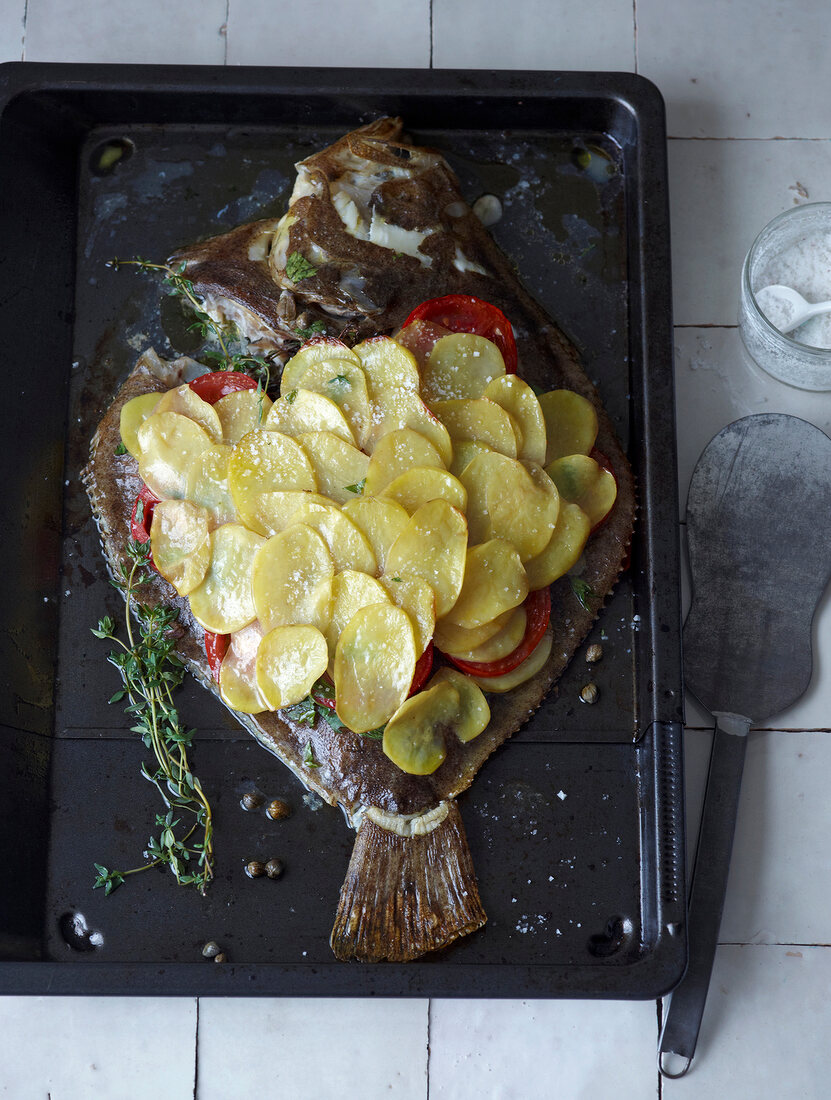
[153,384,223,444]
[420,332,506,402]
[214,387,272,444]
[385,500,468,617]
[254,490,333,535]
[449,439,493,480]
[149,499,212,595]
[427,667,490,743]
[469,628,554,693]
[430,397,519,458]
[297,430,370,505]
[433,606,516,654]
[228,429,317,533]
[379,466,467,515]
[279,338,361,394]
[381,681,457,774]
[324,570,390,669]
[483,374,547,465]
[290,498,377,574]
[353,336,421,395]
[334,603,417,733]
[341,497,410,573]
[524,501,592,589]
[119,391,161,457]
[545,454,617,527]
[137,412,214,500]
[287,361,371,449]
[256,625,329,709]
[367,389,453,464]
[265,388,355,445]
[364,427,445,496]
[381,574,436,656]
[185,445,237,527]
[442,604,527,662]
[539,389,599,463]
[459,451,558,558]
[252,523,334,633]
[446,539,528,630]
[188,523,264,633]
[219,622,268,714]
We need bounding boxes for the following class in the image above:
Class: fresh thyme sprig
[91,538,215,895]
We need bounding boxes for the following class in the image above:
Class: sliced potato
[287,361,371,449]
[324,570,390,669]
[524,501,592,589]
[430,397,519,458]
[385,499,468,617]
[254,490,334,536]
[469,628,554,693]
[219,622,268,714]
[446,539,528,630]
[256,625,329,709]
[297,430,370,505]
[354,335,421,395]
[545,453,617,527]
[185,445,237,527]
[367,388,453,464]
[483,374,547,465]
[427,667,490,743]
[280,338,361,395]
[188,523,264,633]
[265,388,355,444]
[443,604,527,662]
[449,439,493,480]
[379,466,467,515]
[433,605,516,655]
[251,523,334,633]
[486,458,559,561]
[214,387,272,444]
[381,574,436,656]
[149,499,212,595]
[290,498,377,574]
[153,384,224,444]
[382,681,458,774]
[539,389,599,462]
[420,332,506,402]
[119,391,161,457]
[334,603,417,733]
[364,427,445,496]
[341,497,410,573]
[228,429,317,533]
[137,411,214,500]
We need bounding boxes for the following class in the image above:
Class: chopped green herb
[344,478,366,495]
[569,576,599,611]
[285,388,298,405]
[390,576,402,583]
[115,440,127,456]
[359,727,385,741]
[293,320,327,340]
[285,697,316,727]
[328,374,350,387]
[286,252,318,282]
[303,740,322,768]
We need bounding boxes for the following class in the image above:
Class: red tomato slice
[408,642,434,697]
[130,484,160,545]
[444,588,551,678]
[204,632,229,684]
[400,295,518,373]
[188,371,259,405]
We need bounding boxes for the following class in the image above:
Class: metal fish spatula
[658,413,831,1078]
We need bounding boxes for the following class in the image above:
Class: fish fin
[330,801,486,962]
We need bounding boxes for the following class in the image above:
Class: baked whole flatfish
[83,119,635,962]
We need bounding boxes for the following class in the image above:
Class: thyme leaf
[569,576,599,611]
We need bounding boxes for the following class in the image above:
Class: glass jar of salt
[739,202,831,389]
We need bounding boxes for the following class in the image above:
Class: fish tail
[330,801,486,962]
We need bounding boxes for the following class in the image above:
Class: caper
[265,858,284,880]
[202,940,221,958]
[214,952,227,964]
[585,643,603,663]
[241,790,265,812]
[266,798,291,821]
[580,682,599,704]
[246,860,266,878]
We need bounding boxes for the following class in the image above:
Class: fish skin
[85,120,636,959]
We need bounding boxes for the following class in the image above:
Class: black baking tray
[0,63,684,997]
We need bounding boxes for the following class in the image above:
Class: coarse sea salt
[754,229,831,349]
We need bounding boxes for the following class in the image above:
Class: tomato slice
[188,371,259,405]
[130,484,161,545]
[444,588,551,678]
[400,294,518,373]
[204,631,230,684]
[408,642,434,696]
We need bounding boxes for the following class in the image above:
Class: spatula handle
[658,714,750,1077]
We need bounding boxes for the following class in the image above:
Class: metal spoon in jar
[755,284,831,333]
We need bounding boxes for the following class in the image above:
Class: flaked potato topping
[122,333,617,774]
